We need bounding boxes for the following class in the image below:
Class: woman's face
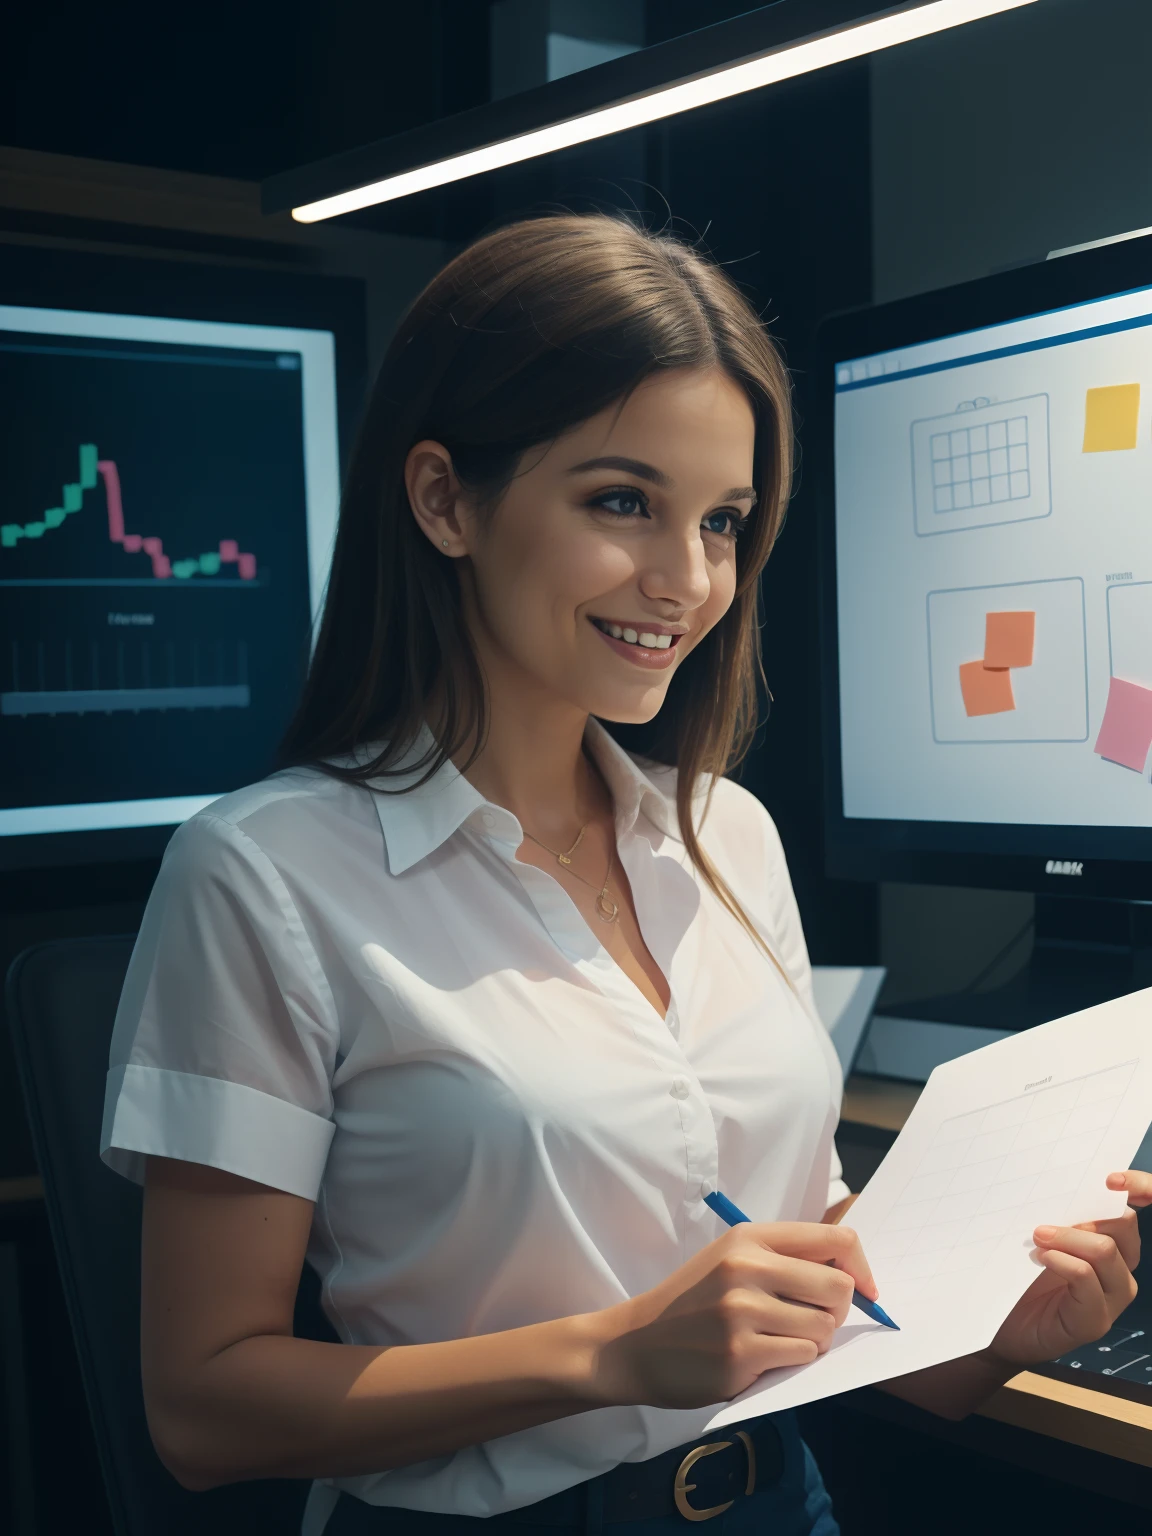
[412,366,757,724]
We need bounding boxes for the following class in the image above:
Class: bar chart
[2,637,251,717]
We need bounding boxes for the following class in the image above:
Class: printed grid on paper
[872,1062,1137,1281]
[930,415,1030,514]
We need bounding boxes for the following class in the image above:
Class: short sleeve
[101,812,341,1200]
[826,1143,850,1210]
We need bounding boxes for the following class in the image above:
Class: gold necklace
[522,825,619,923]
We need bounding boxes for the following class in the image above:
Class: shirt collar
[363,719,675,877]
[583,719,675,841]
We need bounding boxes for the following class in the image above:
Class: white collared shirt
[101,721,847,1530]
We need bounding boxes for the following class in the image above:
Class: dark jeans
[324,1412,838,1536]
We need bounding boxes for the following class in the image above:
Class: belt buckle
[673,1431,756,1522]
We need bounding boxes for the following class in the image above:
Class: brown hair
[279,213,794,953]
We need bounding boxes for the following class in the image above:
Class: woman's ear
[405,440,469,557]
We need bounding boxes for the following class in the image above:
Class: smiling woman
[279,214,793,956]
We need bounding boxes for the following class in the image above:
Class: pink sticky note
[1093,677,1152,772]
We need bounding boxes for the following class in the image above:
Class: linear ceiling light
[288,0,1038,223]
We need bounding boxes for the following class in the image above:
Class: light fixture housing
[262,0,1039,224]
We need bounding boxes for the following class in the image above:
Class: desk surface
[841,1074,923,1134]
[0,1175,43,1205]
[841,1072,1152,1467]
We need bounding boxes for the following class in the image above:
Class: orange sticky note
[959,659,1015,717]
[1083,383,1141,452]
[984,610,1035,669]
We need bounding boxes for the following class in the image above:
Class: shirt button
[669,1078,690,1100]
[481,812,496,828]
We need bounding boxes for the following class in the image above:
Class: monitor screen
[821,236,1152,895]
[0,304,340,854]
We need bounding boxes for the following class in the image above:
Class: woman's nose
[638,531,711,611]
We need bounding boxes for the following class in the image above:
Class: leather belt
[327,1417,787,1531]
[505,1416,787,1525]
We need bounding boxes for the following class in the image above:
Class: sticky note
[983,610,1035,670]
[1093,676,1152,772]
[1083,383,1141,452]
[959,659,1015,717]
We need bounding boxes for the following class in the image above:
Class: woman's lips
[590,618,681,670]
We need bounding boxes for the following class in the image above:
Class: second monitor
[820,231,1152,900]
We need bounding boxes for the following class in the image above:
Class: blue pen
[703,1189,900,1331]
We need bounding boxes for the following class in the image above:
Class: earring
[441,539,449,548]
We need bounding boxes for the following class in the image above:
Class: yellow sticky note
[1083,383,1141,452]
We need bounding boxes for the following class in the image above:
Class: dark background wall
[0,5,493,183]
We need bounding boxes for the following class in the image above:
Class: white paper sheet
[705,987,1152,1428]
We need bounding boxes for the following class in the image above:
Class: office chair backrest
[6,936,334,1536]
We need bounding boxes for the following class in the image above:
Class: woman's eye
[593,488,647,518]
[703,509,744,537]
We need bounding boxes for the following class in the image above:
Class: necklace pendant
[558,854,571,865]
[595,891,619,922]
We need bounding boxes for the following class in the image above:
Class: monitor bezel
[816,231,1152,900]
[0,242,366,886]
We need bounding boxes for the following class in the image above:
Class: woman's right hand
[594,1222,878,1410]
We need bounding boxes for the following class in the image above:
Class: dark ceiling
[2,0,757,184]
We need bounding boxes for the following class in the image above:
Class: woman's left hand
[984,1170,1148,1368]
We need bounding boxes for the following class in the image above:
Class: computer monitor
[818,232,1152,900]
[0,246,365,874]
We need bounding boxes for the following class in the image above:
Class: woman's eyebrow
[567,457,756,504]
[567,455,671,487]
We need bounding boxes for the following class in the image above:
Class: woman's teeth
[596,621,673,650]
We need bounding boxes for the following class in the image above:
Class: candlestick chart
[1,326,316,818]
[2,441,260,582]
